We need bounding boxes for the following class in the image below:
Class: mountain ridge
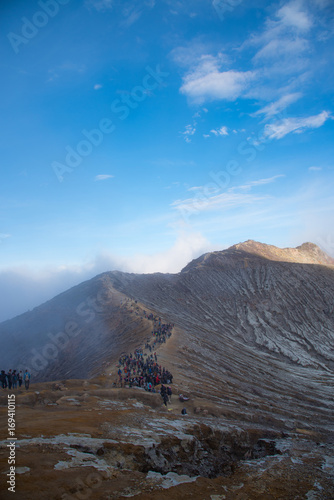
[0,240,334,498]
[0,240,333,427]
[182,240,334,273]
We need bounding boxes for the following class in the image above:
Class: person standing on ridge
[18,371,23,388]
[7,370,12,390]
[24,370,30,390]
[12,370,18,389]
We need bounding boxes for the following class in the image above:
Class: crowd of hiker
[144,314,174,351]
[114,308,177,407]
[117,349,173,390]
[0,370,31,390]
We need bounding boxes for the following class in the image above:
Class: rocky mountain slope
[0,241,333,420]
[0,240,334,498]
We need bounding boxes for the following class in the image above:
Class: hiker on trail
[24,370,30,390]
[12,370,18,389]
[167,386,172,402]
[18,371,23,388]
[160,384,169,406]
[0,370,7,389]
[7,370,12,390]
[115,318,174,392]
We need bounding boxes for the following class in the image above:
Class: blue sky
[0,0,333,321]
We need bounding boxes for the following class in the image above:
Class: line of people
[115,308,175,407]
[117,349,173,391]
[0,369,31,390]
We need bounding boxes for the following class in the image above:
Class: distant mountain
[182,240,334,271]
[1,241,334,431]
[231,239,334,265]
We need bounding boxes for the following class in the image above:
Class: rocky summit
[0,241,334,499]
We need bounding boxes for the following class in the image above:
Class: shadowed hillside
[0,240,333,429]
[0,241,334,499]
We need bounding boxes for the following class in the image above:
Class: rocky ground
[0,378,334,499]
[0,241,334,498]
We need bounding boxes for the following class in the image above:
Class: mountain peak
[229,240,334,266]
[181,240,334,273]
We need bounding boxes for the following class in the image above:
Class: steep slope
[0,277,156,381]
[1,241,334,499]
[0,241,333,431]
[102,242,334,431]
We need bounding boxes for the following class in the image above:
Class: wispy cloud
[252,0,312,63]
[187,185,219,194]
[85,0,113,11]
[0,233,10,241]
[237,175,285,190]
[181,124,196,143]
[151,159,195,167]
[309,166,322,171]
[172,175,284,216]
[122,7,142,27]
[277,1,312,32]
[237,0,319,102]
[94,84,103,90]
[263,110,332,140]
[121,0,156,27]
[254,92,302,119]
[172,191,269,215]
[210,126,229,136]
[95,174,114,181]
[179,54,255,104]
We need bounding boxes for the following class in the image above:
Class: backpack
[25,373,29,381]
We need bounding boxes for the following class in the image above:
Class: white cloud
[254,92,302,119]
[172,175,285,217]
[0,233,10,241]
[151,159,195,167]
[172,191,269,216]
[95,174,114,181]
[181,124,196,142]
[179,55,255,104]
[309,166,322,171]
[125,231,211,273]
[277,1,312,31]
[255,38,308,62]
[85,0,113,11]
[263,110,332,140]
[210,126,229,136]
[188,185,219,195]
[94,84,103,90]
[247,0,313,95]
[122,8,142,27]
[252,1,312,60]
[0,231,213,321]
[238,175,285,190]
